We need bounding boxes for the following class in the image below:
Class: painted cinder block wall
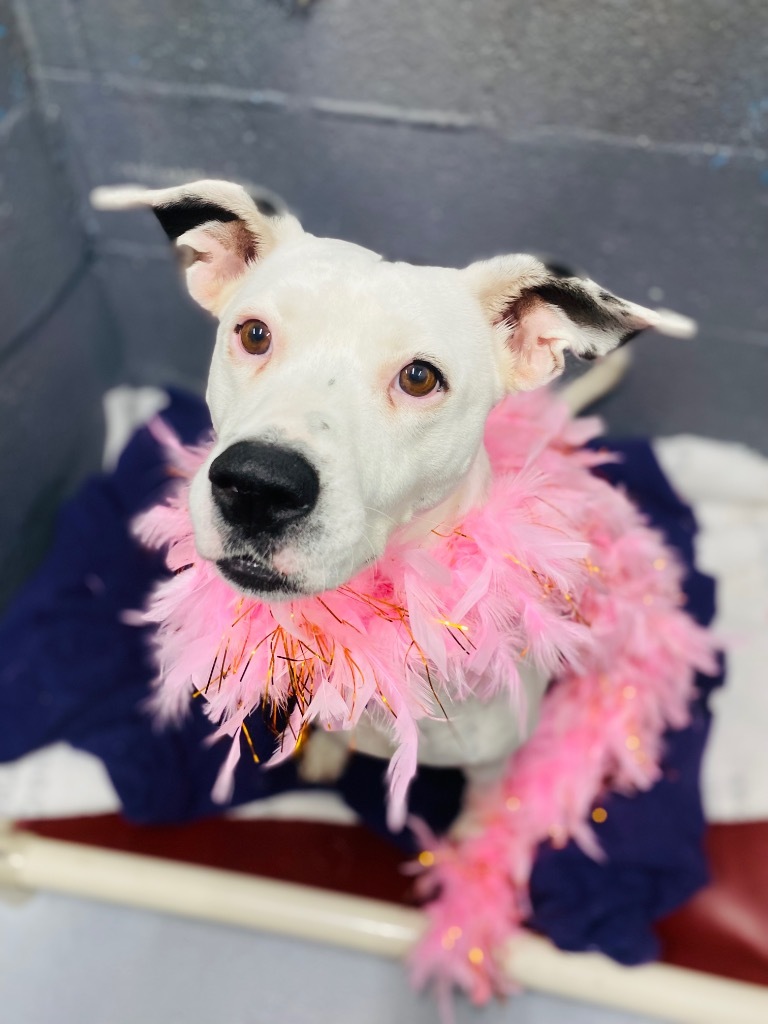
[2,0,767,600]
[0,0,113,605]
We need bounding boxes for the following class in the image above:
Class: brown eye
[238,319,272,355]
[398,361,444,398]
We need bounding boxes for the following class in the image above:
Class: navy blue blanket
[0,390,722,963]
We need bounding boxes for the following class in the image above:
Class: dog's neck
[398,446,492,546]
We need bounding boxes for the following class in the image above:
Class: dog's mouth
[216,555,297,596]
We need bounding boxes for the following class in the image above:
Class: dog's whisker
[359,529,380,565]
[363,505,398,526]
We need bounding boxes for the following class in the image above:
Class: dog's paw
[298,729,351,784]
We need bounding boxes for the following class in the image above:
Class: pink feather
[133,390,718,1001]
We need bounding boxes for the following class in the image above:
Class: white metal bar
[1,827,766,1024]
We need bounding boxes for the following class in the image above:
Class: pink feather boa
[135,389,716,1001]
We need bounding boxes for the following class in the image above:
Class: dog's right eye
[398,360,444,398]
[237,319,272,356]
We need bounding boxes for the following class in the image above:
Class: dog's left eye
[398,361,445,398]
[237,319,272,356]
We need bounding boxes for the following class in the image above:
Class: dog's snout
[209,441,319,538]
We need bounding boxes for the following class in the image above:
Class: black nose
[209,441,320,540]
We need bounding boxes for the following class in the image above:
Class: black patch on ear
[154,198,240,241]
[524,278,643,360]
[530,279,626,332]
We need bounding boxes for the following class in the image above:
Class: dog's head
[94,179,693,600]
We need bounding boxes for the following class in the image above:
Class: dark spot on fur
[327,378,336,387]
[253,197,280,217]
[543,260,580,280]
[320,421,330,431]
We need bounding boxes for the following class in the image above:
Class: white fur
[192,241,503,596]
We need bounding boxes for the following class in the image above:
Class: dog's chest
[340,662,550,769]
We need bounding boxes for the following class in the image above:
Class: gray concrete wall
[0,0,112,605]
[21,0,767,408]
[2,0,767,597]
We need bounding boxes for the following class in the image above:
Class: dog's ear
[91,180,302,314]
[464,254,696,392]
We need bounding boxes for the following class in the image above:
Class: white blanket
[655,436,768,823]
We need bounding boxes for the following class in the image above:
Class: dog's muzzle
[209,440,320,543]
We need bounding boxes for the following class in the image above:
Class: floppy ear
[465,254,696,392]
[91,179,303,314]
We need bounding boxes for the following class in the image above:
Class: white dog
[93,180,693,792]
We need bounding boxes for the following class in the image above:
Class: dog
[93,179,694,801]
